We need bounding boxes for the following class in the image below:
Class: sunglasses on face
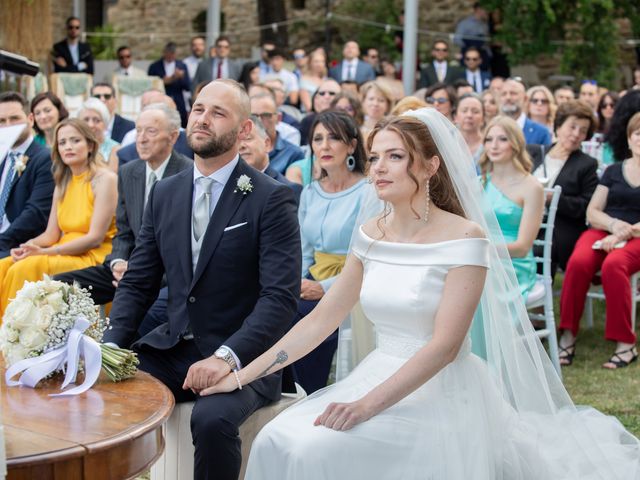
[217,44,230,49]
[119,54,131,59]
[465,57,480,62]
[68,25,80,30]
[93,93,113,100]
[317,91,337,97]
[530,98,549,105]
[433,48,448,53]
[426,97,449,104]
[602,102,615,108]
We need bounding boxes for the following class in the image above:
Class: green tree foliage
[86,24,119,60]
[482,0,640,87]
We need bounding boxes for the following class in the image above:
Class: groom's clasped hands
[182,355,233,395]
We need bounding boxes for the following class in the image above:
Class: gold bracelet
[233,369,242,390]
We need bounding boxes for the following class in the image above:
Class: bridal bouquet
[0,277,138,396]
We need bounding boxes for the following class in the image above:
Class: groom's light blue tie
[0,152,18,221]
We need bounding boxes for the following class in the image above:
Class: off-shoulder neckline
[358,226,489,247]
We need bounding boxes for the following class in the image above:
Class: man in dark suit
[191,35,243,96]
[501,77,552,145]
[462,46,491,93]
[51,16,94,74]
[148,42,191,127]
[55,103,191,310]
[419,39,464,89]
[91,83,135,143]
[103,79,301,480]
[0,92,54,258]
[240,115,302,202]
[329,41,376,85]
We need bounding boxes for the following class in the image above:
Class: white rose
[45,291,66,313]
[5,344,30,365]
[4,300,36,329]
[3,327,19,343]
[19,327,49,351]
[17,282,40,301]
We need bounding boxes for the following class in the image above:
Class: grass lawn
[553,278,640,437]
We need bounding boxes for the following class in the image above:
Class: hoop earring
[424,179,430,223]
[346,154,356,171]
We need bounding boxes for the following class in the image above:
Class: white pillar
[402,0,419,95]
[207,0,222,48]
[73,0,85,27]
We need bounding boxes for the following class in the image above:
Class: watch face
[217,347,229,357]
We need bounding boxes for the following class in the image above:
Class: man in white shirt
[113,46,146,78]
[328,41,376,85]
[419,39,464,88]
[51,16,94,74]
[183,36,206,81]
[463,46,491,93]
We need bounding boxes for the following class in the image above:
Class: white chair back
[49,73,93,118]
[527,185,562,377]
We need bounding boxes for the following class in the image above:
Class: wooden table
[1,361,174,480]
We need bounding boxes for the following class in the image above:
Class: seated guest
[528,100,599,273]
[292,110,369,393]
[0,119,117,316]
[360,80,394,140]
[526,85,556,137]
[117,90,193,164]
[31,92,69,148]
[424,82,457,121]
[328,40,376,85]
[54,103,192,305]
[455,93,485,163]
[579,79,600,111]
[604,90,640,163]
[331,91,364,127]
[0,92,55,259]
[91,83,135,143]
[148,42,190,127]
[113,46,147,78]
[480,116,544,299]
[238,61,260,92]
[298,79,342,146]
[481,89,499,122]
[376,58,405,102]
[390,96,428,116]
[263,48,300,106]
[500,77,552,146]
[554,86,575,106]
[239,116,302,201]
[259,78,302,145]
[250,92,305,174]
[558,112,640,369]
[595,92,619,165]
[79,98,120,172]
[463,46,491,93]
[299,48,328,113]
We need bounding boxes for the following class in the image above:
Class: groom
[104,79,301,480]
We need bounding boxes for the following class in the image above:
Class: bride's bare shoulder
[436,212,486,241]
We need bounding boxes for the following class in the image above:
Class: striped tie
[0,152,18,221]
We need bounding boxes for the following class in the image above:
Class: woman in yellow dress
[0,118,117,316]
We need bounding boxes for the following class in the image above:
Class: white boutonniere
[234,174,253,195]
[14,155,29,177]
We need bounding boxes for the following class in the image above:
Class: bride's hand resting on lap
[314,400,376,431]
[300,279,324,301]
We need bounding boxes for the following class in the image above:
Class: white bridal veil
[339,107,640,478]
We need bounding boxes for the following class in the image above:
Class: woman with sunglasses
[298,79,341,147]
[594,92,620,165]
[30,92,69,148]
[526,85,557,137]
[424,82,456,121]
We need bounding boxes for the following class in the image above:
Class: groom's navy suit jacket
[0,140,54,255]
[104,159,301,401]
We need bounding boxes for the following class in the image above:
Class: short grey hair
[249,115,268,139]
[141,102,181,133]
[80,97,110,124]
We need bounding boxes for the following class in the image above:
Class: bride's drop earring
[424,179,430,223]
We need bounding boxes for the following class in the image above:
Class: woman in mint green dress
[479,116,545,299]
[470,116,545,359]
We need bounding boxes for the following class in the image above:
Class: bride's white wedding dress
[245,228,640,480]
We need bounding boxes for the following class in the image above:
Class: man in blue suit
[0,92,54,258]
[148,42,191,127]
[463,47,491,93]
[103,80,301,480]
[329,41,376,85]
[501,77,552,145]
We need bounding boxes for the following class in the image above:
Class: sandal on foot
[558,342,576,366]
[602,347,638,369]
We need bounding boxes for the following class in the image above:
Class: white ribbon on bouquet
[5,316,102,396]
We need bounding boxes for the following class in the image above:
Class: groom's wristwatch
[214,347,238,371]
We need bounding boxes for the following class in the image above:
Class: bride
[202,108,640,479]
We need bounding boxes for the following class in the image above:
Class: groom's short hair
[212,79,250,122]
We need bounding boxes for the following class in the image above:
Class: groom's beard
[188,126,238,158]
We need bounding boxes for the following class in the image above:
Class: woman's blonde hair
[52,118,101,195]
[526,85,557,125]
[304,48,327,78]
[478,116,532,181]
[390,96,428,116]
[360,81,394,115]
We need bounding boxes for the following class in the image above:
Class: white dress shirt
[517,112,527,130]
[144,154,171,203]
[183,55,202,80]
[0,136,33,233]
[433,61,448,82]
[341,59,358,82]
[212,58,229,79]
[466,69,483,93]
[163,61,176,77]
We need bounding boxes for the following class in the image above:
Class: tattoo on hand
[258,350,288,379]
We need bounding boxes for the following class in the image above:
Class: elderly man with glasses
[51,16,94,74]
[250,92,305,174]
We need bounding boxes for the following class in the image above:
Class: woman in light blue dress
[78,98,120,172]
